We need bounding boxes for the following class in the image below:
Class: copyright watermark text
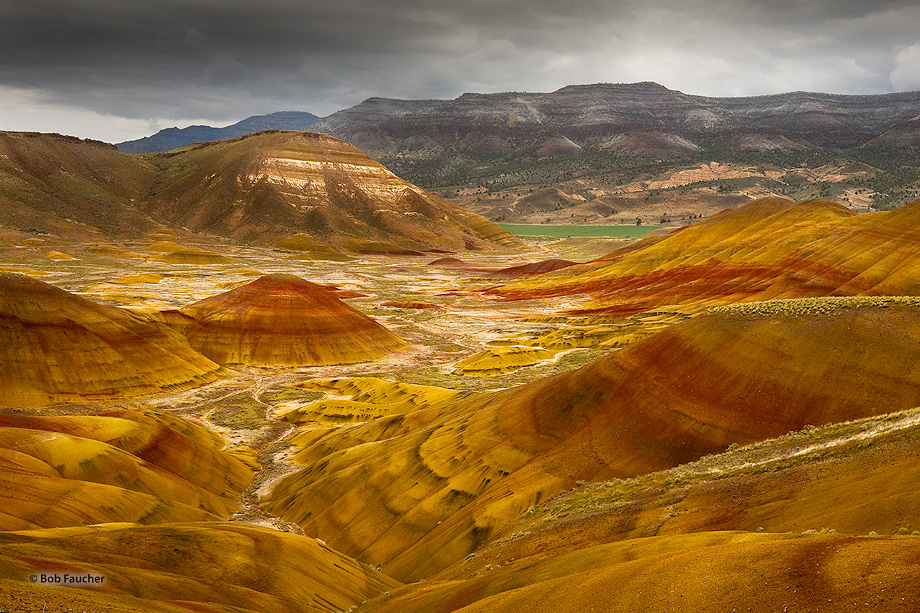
[29,572,105,585]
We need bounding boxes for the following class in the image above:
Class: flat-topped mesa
[0,274,222,407]
[178,273,408,367]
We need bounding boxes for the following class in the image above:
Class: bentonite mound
[0,273,222,407]
[179,273,408,366]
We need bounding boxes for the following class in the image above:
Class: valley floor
[3,225,920,612]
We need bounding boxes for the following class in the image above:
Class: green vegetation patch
[710,296,920,318]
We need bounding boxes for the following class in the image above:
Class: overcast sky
[1,0,919,143]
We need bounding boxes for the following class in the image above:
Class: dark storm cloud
[1,0,919,139]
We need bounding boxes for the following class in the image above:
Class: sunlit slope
[453,346,558,376]
[178,274,408,366]
[281,378,459,425]
[487,197,920,310]
[0,274,222,407]
[359,532,920,613]
[142,239,234,264]
[0,408,253,530]
[0,522,400,613]
[262,298,920,580]
[144,130,519,251]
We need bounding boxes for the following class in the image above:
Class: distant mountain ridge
[313,82,920,158]
[118,83,920,156]
[117,110,322,153]
[313,83,920,215]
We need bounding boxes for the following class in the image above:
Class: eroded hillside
[3,188,920,611]
[0,130,517,255]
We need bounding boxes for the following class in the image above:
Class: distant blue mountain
[116,111,323,153]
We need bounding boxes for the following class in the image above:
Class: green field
[499,224,663,238]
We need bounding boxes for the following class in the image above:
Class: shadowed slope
[0,522,400,613]
[488,259,578,279]
[0,129,518,252]
[0,408,253,530]
[179,274,408,367]
[486,197,920,311]
[262,299,920,580]
[0,132,158,240]
[0,274,222,407]
[427,257,577,279]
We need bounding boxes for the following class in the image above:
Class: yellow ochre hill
[176,273,408,367]
[0,274,223,407]
[361,404,920,612]
[486,197,920,311]
[261,296,920,581]
[0,395,401,611]
[0,404,402,612]
[0,523,399,613]
[0,408,253,530]
[361,532,920,613]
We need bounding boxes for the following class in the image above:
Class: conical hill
[0,274,222,407]
[179,273,408,366]
[262,298,920,580]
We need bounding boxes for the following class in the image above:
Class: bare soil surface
[0,235,669,532]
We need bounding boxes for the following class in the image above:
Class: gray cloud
[1,0,919,141]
